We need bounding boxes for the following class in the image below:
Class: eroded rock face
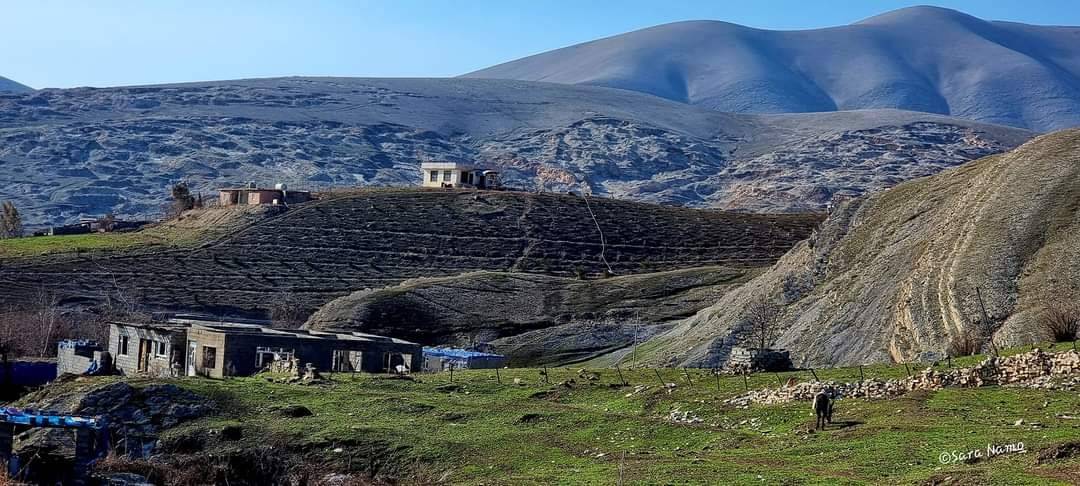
[645,130,1080,367]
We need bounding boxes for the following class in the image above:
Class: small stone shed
[218,183,312,206]
[726,347,794,372]
[109,317,422,379]
[56,340,111,375]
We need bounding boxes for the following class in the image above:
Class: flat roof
[112,317,418,346]
[218,188,310,193]
[420,161,475,170]
[190,322,418,345]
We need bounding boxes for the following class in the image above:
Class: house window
[429,170,438,182]
[442,170,452,182]
[154,340,168,357]
[332,350,362,372]
[119,335,130,356]
[203,346,218,369]
[255,347,295,368]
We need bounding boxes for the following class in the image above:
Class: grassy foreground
[69,345,1080,485]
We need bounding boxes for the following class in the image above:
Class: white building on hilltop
[420,161,500,189]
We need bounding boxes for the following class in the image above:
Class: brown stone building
[218,183,312,207]
[109,317,421,378]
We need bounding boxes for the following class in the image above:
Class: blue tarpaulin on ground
[423,347,504,359]
[0,407,105,429]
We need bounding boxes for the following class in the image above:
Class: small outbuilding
[422,347,507,372]
[420,162,500,189]
[219,183,312,207]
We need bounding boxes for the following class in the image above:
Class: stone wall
[726,348,1080,407]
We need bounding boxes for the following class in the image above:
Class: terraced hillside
[638,129,1080,368]
[0,189,820,320]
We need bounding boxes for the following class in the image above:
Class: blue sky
[5,0,1080,89]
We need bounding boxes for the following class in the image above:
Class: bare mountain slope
[0,76,32,93]
[466,6,1080,131]
[0,77,1030,227]
[641,129,1080,368]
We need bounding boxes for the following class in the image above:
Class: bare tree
[1038,299,1080,343]
[744,295,783,350]
[33,287,61,356]
[269,290,308,329]
[0,200,23,239]
[947,329,982,357]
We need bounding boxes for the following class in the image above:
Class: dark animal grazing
[812,391,834,430]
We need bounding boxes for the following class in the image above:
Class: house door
[187,341,198,376]
[137,339,151,372]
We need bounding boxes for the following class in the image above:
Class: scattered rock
[221,425,243,441]
[1036,441,1080,464]
[282,405,313,418]
[518,413,543,424]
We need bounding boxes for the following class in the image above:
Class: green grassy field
[81,345,1080,485]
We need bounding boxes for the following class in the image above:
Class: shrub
[947,329,982,357]
[1039,301,1080,343]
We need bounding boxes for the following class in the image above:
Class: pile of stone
[726,349,1080,407]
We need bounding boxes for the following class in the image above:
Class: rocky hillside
[467,6,1080,131]
[640,129,1080,368]
[0,76,31,93]
[0,77,1030,227]
[0,189,819,319]
[305,266,758,365]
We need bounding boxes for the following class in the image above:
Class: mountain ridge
[465,6,1080,131]
[0,76,32,93]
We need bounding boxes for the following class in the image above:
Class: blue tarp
[422,347,504,359]
[0,407,105,429]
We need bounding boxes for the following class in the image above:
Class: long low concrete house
[108,317,421,378]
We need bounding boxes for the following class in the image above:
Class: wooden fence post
[615,363,627,386]
[495,367,501,384]
[809,368,819,382]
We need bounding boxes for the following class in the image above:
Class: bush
[1039,301,1080,343]
[947,329,982,357]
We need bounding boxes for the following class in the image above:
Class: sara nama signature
[939,442,1027,465]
